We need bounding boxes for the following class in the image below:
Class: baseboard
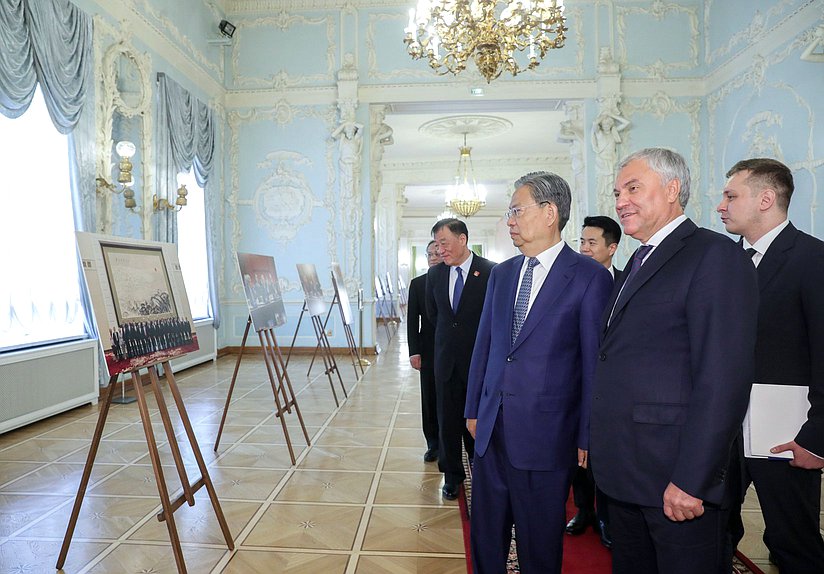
[217,345,378,357]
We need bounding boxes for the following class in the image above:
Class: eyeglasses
[426,251,439,258]
[505,201,549,220]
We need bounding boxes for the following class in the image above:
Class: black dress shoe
[565,510,595,535]
[442,483,460,500]
[423,448,438,462]
[598,520,612,549]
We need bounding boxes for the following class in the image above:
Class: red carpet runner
[460,454,764,573]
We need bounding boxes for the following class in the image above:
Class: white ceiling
[382,99,572,212]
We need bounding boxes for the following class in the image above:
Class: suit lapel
[607,219,695,330]
[756,224,797,291]
[511,246,576,351]
[455,255,485,316]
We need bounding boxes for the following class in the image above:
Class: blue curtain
[156,72,221,328]
[0,0,92,132]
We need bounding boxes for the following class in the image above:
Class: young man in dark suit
[590,148,758,574]
[717,158,824,573]
[465,172,612,573]
[568,214,623,548]
[426,218,495,500]
[406,240,442,462]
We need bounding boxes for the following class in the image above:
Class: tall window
[176,168,212,321]
[0,88,87,351]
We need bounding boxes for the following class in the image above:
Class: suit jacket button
[598,353,606,361]
[506,356,514,362]
[452,322,459,328]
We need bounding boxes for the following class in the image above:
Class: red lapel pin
[473,271,480,277]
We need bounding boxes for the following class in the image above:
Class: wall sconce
[97,140,137,210]
[153,183,188,212]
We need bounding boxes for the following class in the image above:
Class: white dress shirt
[513,241,565,317]
[449,251,474,309]
[742,219,789,267]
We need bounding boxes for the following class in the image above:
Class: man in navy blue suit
[590,148,758,574]
[465,171,613,573]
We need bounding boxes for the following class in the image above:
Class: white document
[743,383,810,459]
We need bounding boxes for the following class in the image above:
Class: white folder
[743,383,810,459]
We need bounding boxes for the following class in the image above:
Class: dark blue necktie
[452,267,464,314]
[512,257,539,345]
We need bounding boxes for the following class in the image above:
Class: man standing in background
[590,148,758,574]
[465,172,612,573]
[406,240,442,463]
[426,218,495,500]
[567,214,623,549]
[717,158,824,573]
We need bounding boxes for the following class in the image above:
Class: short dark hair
[431,218,469,240]
[513,171,572,231]
[725,158,794,212]
[426,239,436,250]
[583,215,622,246]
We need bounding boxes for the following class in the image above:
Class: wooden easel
[213,316,310,464]
[285,301,348,406]
[306,292,364,380]
[57,362,233,574]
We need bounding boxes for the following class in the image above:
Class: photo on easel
[296,263,326,317]
[237,252,287,331]
[77,232,198,376]
[330,262,353,325]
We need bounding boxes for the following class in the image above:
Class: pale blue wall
[69,0,823,348]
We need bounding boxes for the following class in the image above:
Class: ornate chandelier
[445,134,487,218]
[404,0,567,83]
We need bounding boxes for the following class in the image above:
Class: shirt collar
[645,214,688,247]
[528,240,565,271]
[743,219,790,255]
[453,251,474,276]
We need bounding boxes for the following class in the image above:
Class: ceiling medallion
[419,115,513,141]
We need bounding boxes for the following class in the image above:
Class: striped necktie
[512,257,539,345]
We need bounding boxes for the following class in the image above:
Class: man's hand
[771,441,824,469]
[663,482,704,522]
[578,448,588,469]
[409,354,421,370]
[466,418,477,439]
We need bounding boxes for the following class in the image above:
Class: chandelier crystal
[445,134,487,218]
[404,0,567,83]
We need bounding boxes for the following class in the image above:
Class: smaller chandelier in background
[404,0,567,83]
[446,134,487,218]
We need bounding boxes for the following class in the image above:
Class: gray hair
[618,148,691,208]
[513,171,572,231]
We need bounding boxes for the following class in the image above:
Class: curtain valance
[0,0,92,133]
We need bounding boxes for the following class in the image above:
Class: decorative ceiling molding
[707,23,819,234]
[616,0,699,79]
[95,0,223,98]
[704,0,797,67]
[227,0,601,13]
[366,13,437,81]
[418,115,514,140]
[800,23,824,62]
[231,13,336,88]
[129,0,223,78]
[706,2,822,92]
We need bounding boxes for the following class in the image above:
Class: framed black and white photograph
[77,233,198,376]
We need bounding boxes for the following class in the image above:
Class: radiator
[0,339,99,434]
[168,318,217,373]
